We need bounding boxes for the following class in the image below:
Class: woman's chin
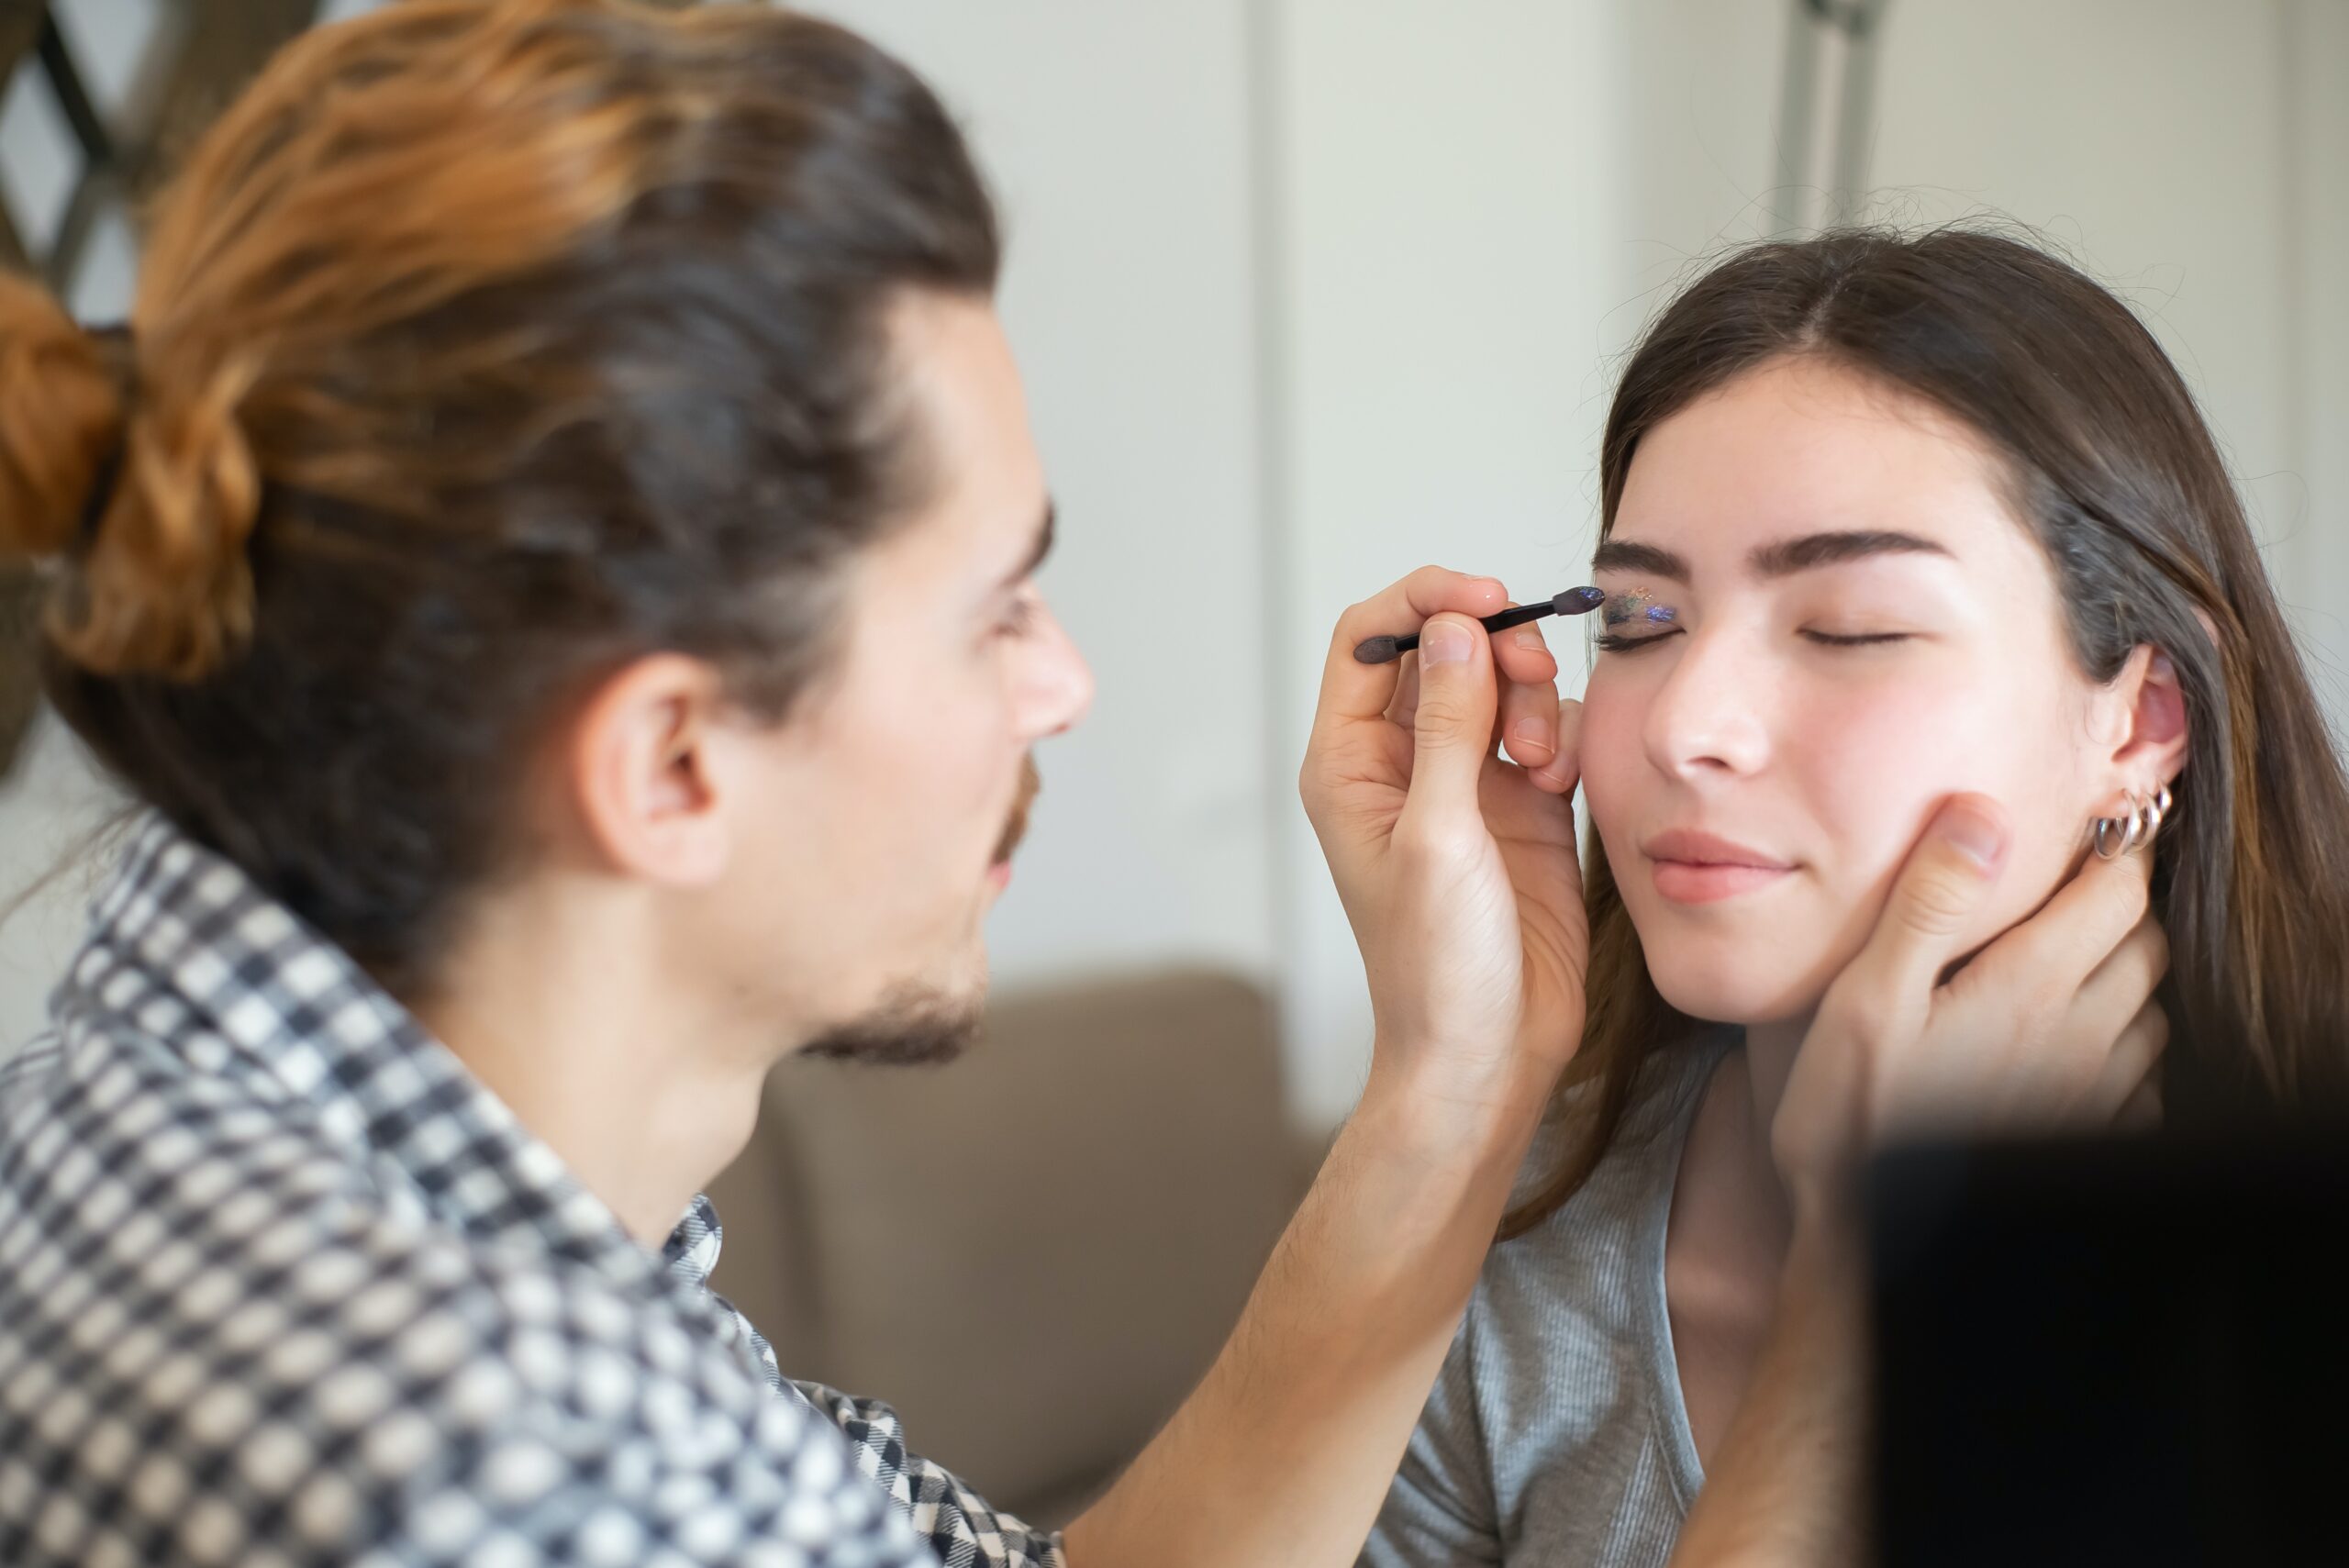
[1646,953,1831,1029]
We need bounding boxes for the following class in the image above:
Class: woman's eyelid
[1801,628,1912,647]
[1793,605,1932,642]
[1584,571,1938,647]
[1597,584,1685,628]
[1591,627,1683,653]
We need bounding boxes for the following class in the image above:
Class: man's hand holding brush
[1072,567,1598,1568]
[1303,565,1599,1132]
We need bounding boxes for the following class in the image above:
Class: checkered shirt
[0,816,1066,1568]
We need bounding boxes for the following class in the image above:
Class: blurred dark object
[707,968,1317,1527]
[1868,1128,2349,1567]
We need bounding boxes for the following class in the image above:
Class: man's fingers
[1384,653,1421,729]
[1828,795,2010,1024]
[1493,614,1559,689]
[1979,831,2155,997]
[2071,917,2169,1038]
[1531,696,1583,795]
[1497,664,1563,771]
[1383,644,1558,771]
[2088,998,2169,1119]
[1315,568,1508,736]
[1399,613,1500,819]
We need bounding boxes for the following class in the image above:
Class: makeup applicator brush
[1353,585,1609,664]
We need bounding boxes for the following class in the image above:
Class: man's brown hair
[0,0,998,997]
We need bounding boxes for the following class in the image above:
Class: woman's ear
[2093,642,2191,809]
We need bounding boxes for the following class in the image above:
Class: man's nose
[1024,608,1094,738]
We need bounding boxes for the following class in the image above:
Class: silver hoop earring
[2092,784,2172,861]
[2092,792,2143,861]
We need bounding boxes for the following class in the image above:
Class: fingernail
[1510,718,1553,758]
[1421,619,1473,666]
[1938,800,2008,871]
[1513,628,1549,653]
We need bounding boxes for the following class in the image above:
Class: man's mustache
[993,755,1041,864]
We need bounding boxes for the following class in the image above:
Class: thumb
[1405,613,1499,816]
[1840,795,2010,1014]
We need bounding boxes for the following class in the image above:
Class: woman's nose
[1642,625,1771,780]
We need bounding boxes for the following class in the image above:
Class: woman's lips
[1641,829,1794,905]
[1650,862,1791,903]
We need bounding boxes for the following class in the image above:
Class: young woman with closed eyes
[1353,228,2349,1568]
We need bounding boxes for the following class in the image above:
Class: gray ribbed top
[1363,1031,1733,1568]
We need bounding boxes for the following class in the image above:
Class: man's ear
[2092,641,2191,811]
[565,653,731,887]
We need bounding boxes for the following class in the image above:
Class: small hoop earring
[2092,784,2173,860]
[2092,791,2143,861]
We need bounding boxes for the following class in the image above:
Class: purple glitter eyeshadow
[1602,591,1677,628]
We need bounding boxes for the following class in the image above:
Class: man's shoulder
[0,1038,918,1564]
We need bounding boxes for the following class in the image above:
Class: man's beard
[801,980,984,1067]
[801,756,1040,1069]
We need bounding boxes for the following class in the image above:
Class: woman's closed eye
[1593,627,1915,653]
[1593,629,1680,653]
[1801,629,1912,648]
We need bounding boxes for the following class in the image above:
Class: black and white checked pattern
[0,816,1065,1568]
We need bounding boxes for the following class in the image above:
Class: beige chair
[706,968,1319,1526]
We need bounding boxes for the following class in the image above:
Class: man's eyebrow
[999,501,1055,591]
[1748,529,1952,576]
[1591,529,1952,584]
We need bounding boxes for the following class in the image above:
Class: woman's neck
[1667,1018,1813,1468]
[1691,1017,1811,1264]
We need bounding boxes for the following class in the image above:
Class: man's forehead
[883,294,1049,570]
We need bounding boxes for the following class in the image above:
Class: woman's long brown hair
[1502,227,2349,1238]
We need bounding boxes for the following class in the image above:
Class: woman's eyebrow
[1590,539,1689,581]
[1591,529,1952,583]
[1748,528,1952,576]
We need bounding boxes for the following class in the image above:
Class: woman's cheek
[1783,675,1959,798]
[1575,679,1646,839]
[1798,665,2089,939]
[1779,677,2001,925]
